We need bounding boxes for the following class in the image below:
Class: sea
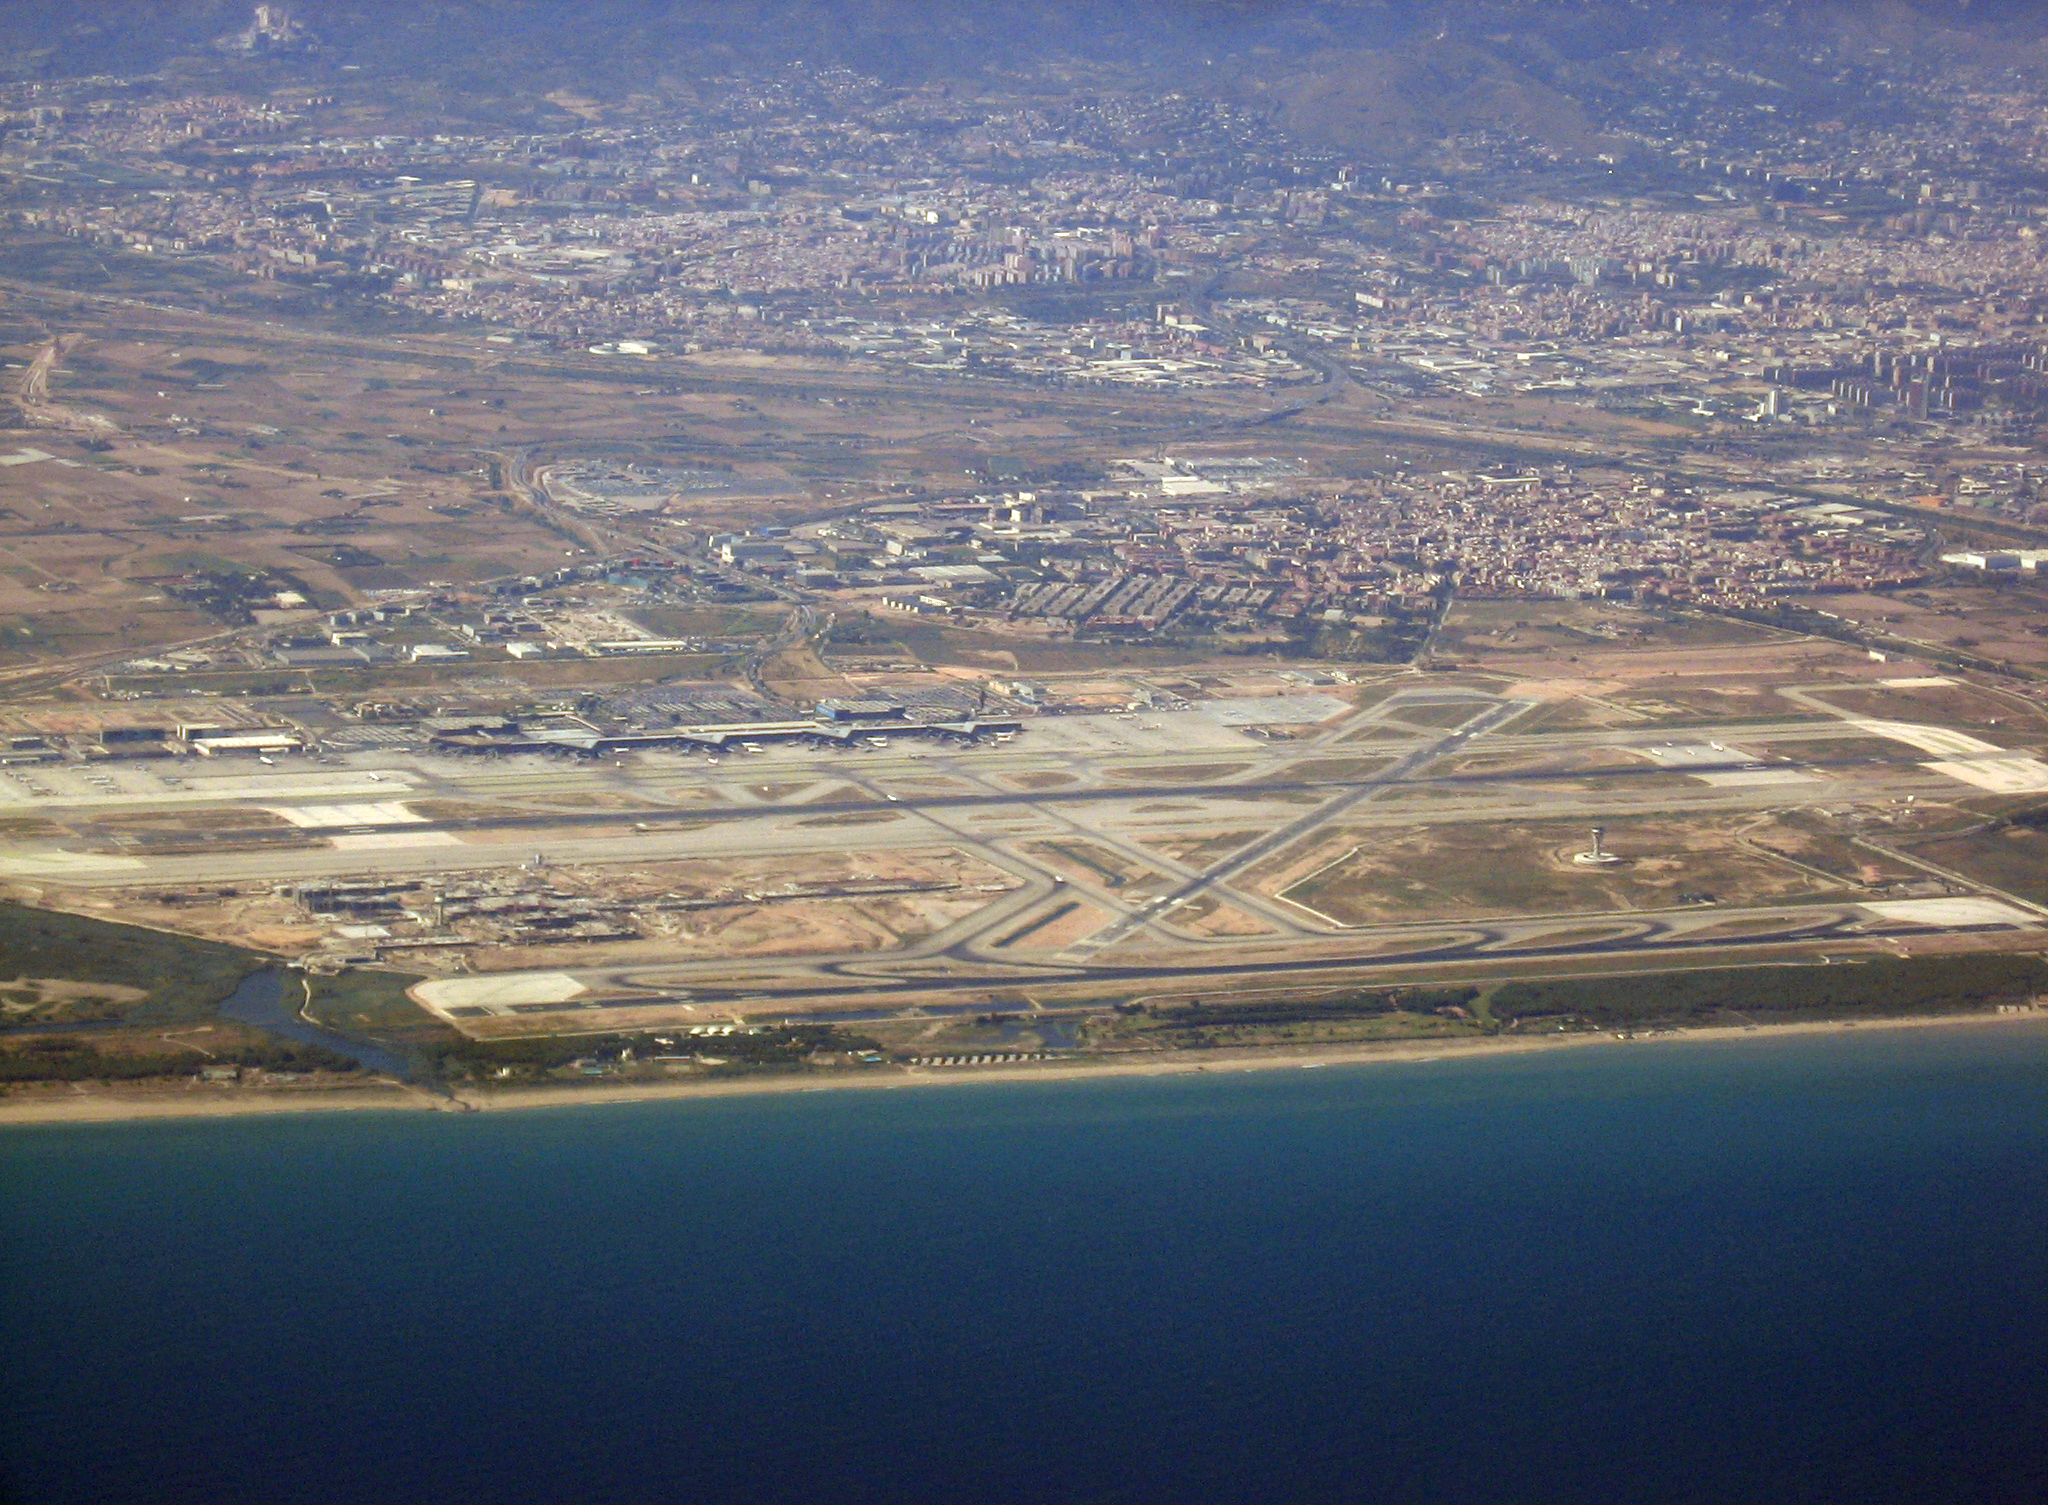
[2,1023,2045,1505]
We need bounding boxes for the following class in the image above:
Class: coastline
[0,1083,443,1126]
[2,1008,2043,1128]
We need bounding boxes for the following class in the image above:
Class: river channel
[215,969,416,1081]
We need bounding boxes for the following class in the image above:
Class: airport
[7,654,2046,1058]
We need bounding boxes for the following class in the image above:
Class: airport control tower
[1573,826,1625,867]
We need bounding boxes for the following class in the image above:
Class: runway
[416,892,2043,1022]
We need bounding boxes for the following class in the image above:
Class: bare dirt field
[987,898,1115,951]
[1164,895,1280,938]
[0,285,1264,676]
[1820,585,2048,674]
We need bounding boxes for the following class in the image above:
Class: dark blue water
[3,1024,2046,1505]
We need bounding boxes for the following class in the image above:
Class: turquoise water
[3,1024,2046,1505]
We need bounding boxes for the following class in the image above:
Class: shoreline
[2,1008,2044,1128]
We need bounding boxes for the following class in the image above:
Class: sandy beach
[0,1083,443,1126]
[2,1009,2043,1128]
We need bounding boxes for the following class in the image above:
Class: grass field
[1511,698,1640,733]
[1491,953,2048,1027]
[0,900,263,1027]
[1435,602,1780,659]
[1911,824,2048,906]
[1379,700,1493,730]
[1281,756,1397,780]
[1620,687,1816,722]
[1271,815,1848,924]
[1806,683,2048,737]
[1743,809,1923,888]
[1751,736,1907,763]
[303,969,445,1043]
[1002,771,1081,790]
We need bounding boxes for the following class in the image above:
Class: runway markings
[0,851,146,874]
[329,829,466,851]
[1693,768,1815,787]
[1922,757,2048,794]
[1846,719,2004,759]
[1862,897,2041,927]
[1817,718,2048,793]
[266,801,425,827]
